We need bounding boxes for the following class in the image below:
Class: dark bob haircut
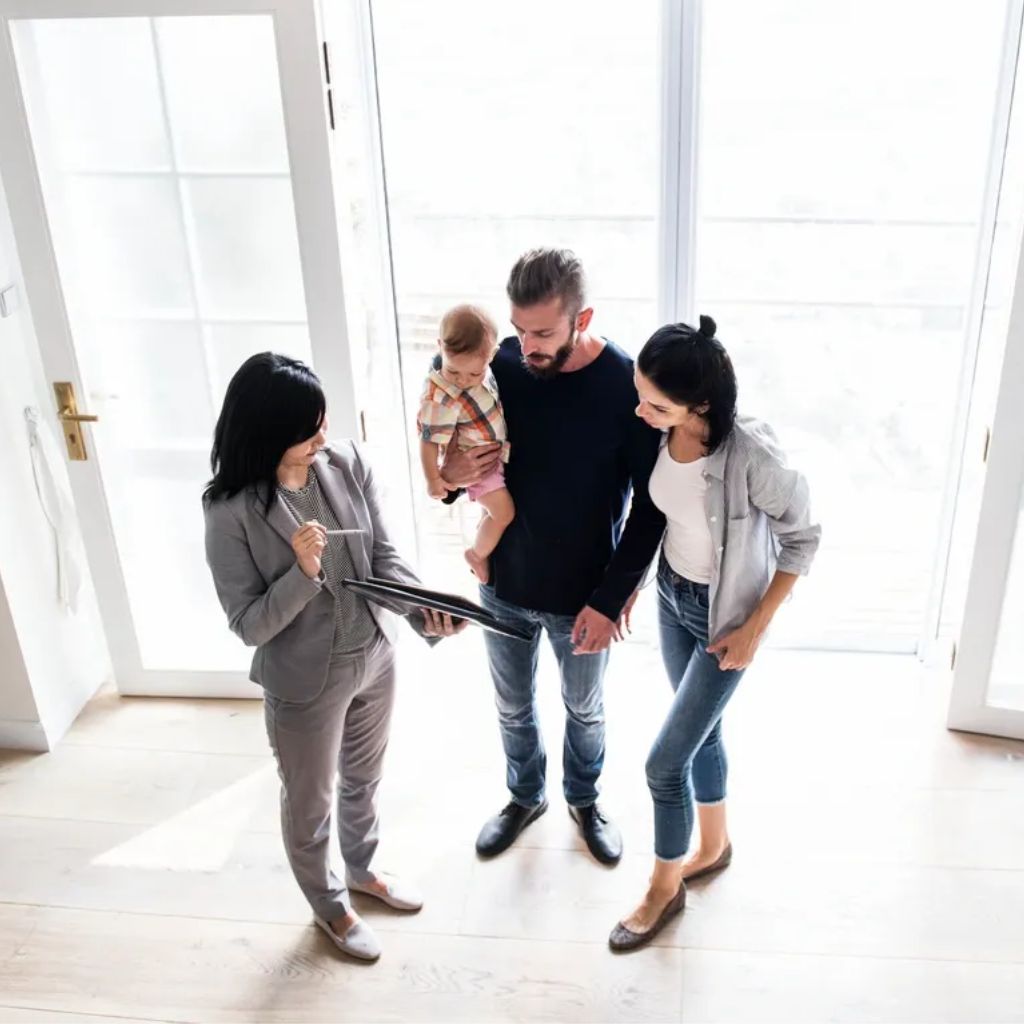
[637,315,737,454]
[203,352,326,512]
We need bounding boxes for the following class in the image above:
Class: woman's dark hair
[637,315,737,454]
[203,352,326,511]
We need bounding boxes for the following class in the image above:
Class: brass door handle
[53,381,98,460]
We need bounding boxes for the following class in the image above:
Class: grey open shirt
[690,416,821,641]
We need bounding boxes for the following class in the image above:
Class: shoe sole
[476,801,548,858]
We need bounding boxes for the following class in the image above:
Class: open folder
[342,577,532,642]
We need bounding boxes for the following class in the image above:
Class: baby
[417,304,514,583]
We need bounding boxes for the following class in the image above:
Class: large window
[370,0,1013,651]
[694,0,1008,649]
[372,0,661,588]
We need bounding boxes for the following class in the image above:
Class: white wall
[0,581,46,750]
[0,175,111,751]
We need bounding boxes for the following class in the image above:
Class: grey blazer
[204,440,433,701]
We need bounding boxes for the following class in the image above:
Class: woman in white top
[609,316,821,952]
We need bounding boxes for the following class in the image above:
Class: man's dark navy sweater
[488,336,665,619]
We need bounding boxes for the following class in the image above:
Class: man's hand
[426,475,450,500]
[707,620,763,671]
[421,608,469,638]
[440,440,502,488]
[571,605,618,655]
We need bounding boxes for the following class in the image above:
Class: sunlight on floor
[92,764,276,872]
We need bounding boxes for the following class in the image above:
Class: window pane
[22,18,170,171]
[156,15,290,173]
[79,320,213,447]
[696,0,1008,649]
[62,175,193,317]
[185,176,307,320]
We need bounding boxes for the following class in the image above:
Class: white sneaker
[313,914,381,961]
[347,872,424,912]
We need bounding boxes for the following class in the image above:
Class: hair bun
[698,314,717,338]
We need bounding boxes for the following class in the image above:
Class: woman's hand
[617,590,640,639]
[292,522,327,579]
[440,441,502,488]
[420,608,469,638]
[706,620,763,671]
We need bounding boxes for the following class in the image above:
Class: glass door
[370,0,662,594]
[0,0,360,695]
[948,211,1024,740]
[694,0,1012,652]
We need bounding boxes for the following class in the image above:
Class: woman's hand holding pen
[292,521,327,579]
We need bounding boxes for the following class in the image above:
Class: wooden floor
[1,631,1022,1023]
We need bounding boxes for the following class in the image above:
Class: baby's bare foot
[465,548,490,583]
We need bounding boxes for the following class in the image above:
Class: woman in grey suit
[203,352,460,961]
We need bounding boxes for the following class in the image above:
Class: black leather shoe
[569,803,623,865]
[476,799,548,857]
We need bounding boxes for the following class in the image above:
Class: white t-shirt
[648,443,715,584]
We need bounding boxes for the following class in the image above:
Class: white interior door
[948,207,1024,740]
[0,0,360,696]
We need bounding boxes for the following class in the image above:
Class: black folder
[342,577,532,641]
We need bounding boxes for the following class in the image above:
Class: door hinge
[982,426,991,463]
[360,410,367,442]
[322,42,335,130]
[950,641,958,671]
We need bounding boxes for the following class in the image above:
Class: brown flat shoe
[608,882,687,952]
[683,842,733,883]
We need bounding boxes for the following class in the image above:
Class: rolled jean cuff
[655,851,687,865]
[511,793,546,809]
[694,796,726,807]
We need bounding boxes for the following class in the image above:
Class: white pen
[295,517,364,536]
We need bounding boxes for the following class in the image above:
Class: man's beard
[522,332,577,380]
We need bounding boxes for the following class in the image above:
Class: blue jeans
[479,585,608,808]
[647,558,745,861]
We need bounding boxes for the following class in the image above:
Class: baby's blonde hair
[439,304,498,357]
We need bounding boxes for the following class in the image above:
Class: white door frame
[658,0,701,327]
[0,0,359,696]
[948,198,1024,740]
[921,0,1024,664]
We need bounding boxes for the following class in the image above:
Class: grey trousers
[263,631,396,920]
